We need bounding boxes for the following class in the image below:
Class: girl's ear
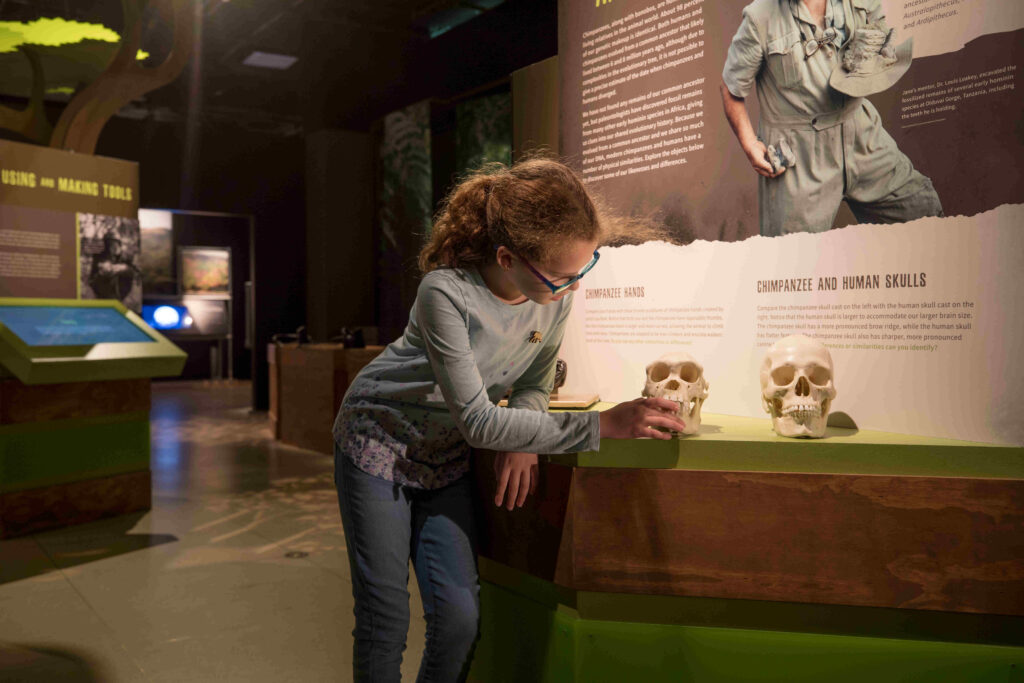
[495,245,515,271]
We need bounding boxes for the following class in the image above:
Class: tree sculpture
[0,46,52,144]
[0,0,193,153]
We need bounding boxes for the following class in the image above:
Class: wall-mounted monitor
[141,299,228,337]
[139,209,176,297]
[142,303,194,331]
[179,246,231,298]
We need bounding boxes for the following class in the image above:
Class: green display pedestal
[471,410,1024,681]
[471,562,1024,683]
[0,299,185,537]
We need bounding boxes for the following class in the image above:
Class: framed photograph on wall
[179,246,231,299]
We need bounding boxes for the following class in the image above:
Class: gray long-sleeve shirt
[333,266,601,489]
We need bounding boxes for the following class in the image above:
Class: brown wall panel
[568,469,1024,616]
[475,458,1024,616]
[0,470,151,538]
[0,378,150,425]
[475,451,573,582]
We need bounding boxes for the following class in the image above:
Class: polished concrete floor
[0,380,426,682]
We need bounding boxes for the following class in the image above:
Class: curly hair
[419,158,603,273]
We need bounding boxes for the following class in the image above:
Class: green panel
[479,558,1024,648]
[573,619,1022,683]
[379,100,432,243]
[0,413,149,492]
[0,297,186,385]
[456,91,512,176]
[471,576,1024,683]
[575,591,1024,648]
[469,581,576,683]
[377,100,431,339]
[544,406,1024,479]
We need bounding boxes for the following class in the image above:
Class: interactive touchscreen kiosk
[0,298,186,384]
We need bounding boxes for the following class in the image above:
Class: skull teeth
[782,403,824,417]
[660,396,698,416]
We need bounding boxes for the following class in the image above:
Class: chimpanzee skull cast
[760,334,837,438]
[641,352,708,435]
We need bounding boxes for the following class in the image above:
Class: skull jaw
[670,397,702,436]
[771,402,829,437]
[771,414,828,438]
[640,393,703,435]
[765,396,832,438]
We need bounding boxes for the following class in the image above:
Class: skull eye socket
[809,364,832,386]
[771,365,795,386]
[649,362,671,382]
[679,363,700,383]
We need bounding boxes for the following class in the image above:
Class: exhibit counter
[0,298,185,537]
[470,407,1024,682]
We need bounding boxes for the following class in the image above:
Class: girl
[333,158,686,682]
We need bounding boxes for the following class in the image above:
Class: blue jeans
[335,451,480,682]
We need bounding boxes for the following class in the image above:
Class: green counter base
[470,563,1024,683]
[472,410,1024,680]
[0,378,152,538]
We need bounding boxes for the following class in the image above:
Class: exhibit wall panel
[0,139,140,310]
[455,91,513,175]
[377,101,432,343]
[557,0,1024,445]
[513,56,560,162]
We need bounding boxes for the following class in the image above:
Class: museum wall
[95,115,305,409]
[304,130,376,345]
[301,1,557,348]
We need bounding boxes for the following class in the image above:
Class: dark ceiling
[0,0,548,136]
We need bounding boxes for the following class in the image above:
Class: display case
[470,407,1024,681]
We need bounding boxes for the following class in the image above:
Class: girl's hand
[494,451,539,510]
[599,398,687,439]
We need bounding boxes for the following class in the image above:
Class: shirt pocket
[765,30,804,89]
[850,0,877,26]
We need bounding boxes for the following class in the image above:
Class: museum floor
[0,380,426,681]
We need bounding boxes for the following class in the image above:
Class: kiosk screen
[0,306,155,346]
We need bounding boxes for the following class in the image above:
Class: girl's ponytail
[419,158,618,274]
[419,172,497,274]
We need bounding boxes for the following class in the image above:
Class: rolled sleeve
[416,279,600,454]
[723,10,764,99]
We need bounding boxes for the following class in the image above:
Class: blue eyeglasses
[516,249,601,295]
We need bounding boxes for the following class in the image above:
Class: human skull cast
[759,335,837,438]
[641,352,708,435]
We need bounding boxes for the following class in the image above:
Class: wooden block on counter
[276,344,384,454]
[268,343,280,439]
